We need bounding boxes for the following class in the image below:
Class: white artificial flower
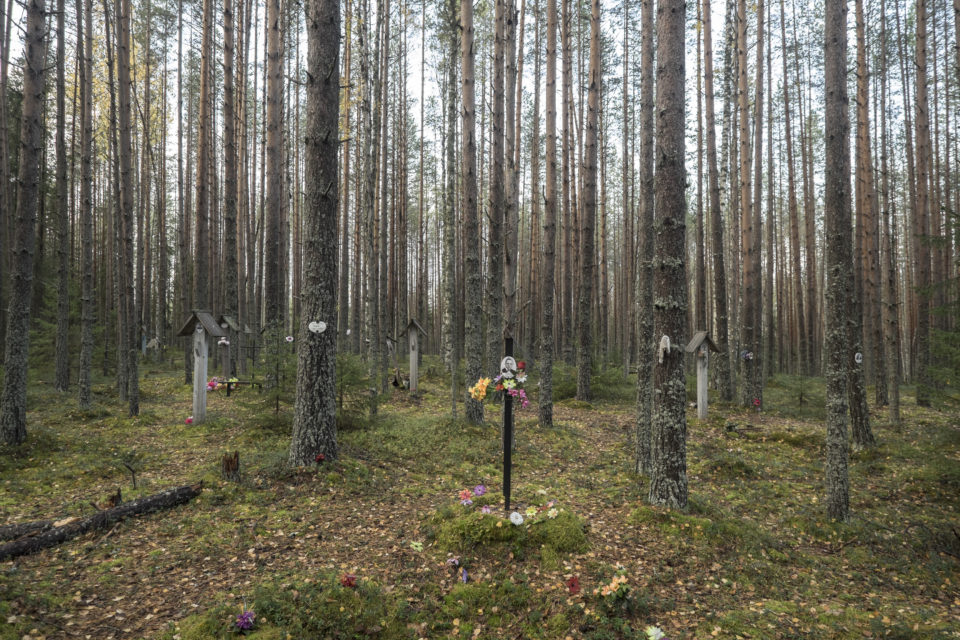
[547,508,558,519]
[509,511,524,526]
[645,626,665,640]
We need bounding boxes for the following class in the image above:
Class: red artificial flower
[752,398,761,407]
[315,453,325,463]
[496,384,504,391]
[516,361,526,371]
[566,576,580,595]
[340,573,357,588]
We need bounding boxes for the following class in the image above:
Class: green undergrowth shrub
[336,351,374,431]
[549,363,635,403]
[426,494,589,561]
[166,574,410,640]
[762,374,827,420]
[551,362,578,400]
[589,366,635,402]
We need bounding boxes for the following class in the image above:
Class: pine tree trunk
[0,0,11,351]
[879,0,901,427]
[913,0,932,406]
[290,0,339,467]
[634,0,654,475]
[621,0,633,378]
[462,0,484,424]
[0,0,46,445]
[116,0,139,416]
[695,2,706,334]
[264,0,284,328]
[780,0,805,376]
[78,0,94,409]
[539,0,558,429]
[797,15,818,376]
[576,0,599,402]
[223,0,239,375]
[526,0,542,363]
[704,0,732,401]
[763,22,774,379]
[194,0,213,311]
[54,0,70,392]
[504,0,518,352]
[338,1,352,343]
[487,0,505,375]
[850,0,875,449]
[823,0,851,521]
[442,0,459,417]
[560,0,573,366]
[377,0,390,393]
[648,0,687,509]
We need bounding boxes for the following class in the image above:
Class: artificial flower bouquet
[468,359,530,409]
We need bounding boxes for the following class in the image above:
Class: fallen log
[0,519,55,542]
[0,483,202,561]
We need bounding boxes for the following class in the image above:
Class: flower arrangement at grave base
[206,376,240,392]
[427,485,588,558]
[468,359,530,409]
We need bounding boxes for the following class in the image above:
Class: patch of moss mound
[428,503,588,558]
[169,575,409,639]
[629,502,779,558]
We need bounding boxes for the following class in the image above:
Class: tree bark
[648,0,688,510]
[194,0,213,311]
[487,0,505,375]
[223,0,239,375]
[442,0,459,417]
[824,0,851,521]
[779,0,805,376]
[54,0,69,392]
[116,0,138,415]
[0,0,46,445]
[913,0,932,406]
[539,0,558,428]
[264,0,284,328]
[705,0,732,401]
[634,0,654,476]
[576,0,599,402]
[850,0,875,449]
[462,0,484,424]
[879,0,901,427]
[290,0,339,467]
[78,0,94,409]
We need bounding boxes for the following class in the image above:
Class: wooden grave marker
[177,310,226,423]
[685,331,720,420]
[402,319,426,393]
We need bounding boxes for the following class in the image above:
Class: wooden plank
[193,328,208,422]
[697,350,709,420]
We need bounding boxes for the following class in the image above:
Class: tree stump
[220,451,240,482]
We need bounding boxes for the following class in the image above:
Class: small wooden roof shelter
[177,310,227,338]
[685,331,720,354]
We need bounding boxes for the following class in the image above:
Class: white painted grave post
[685,331,720,421]
[409,330,419,392]
[193,325,208,423]
[696,345,709,420]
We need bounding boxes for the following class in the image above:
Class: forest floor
[1,358,959,640]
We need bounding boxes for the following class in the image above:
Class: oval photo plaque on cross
[499,356,517,379]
